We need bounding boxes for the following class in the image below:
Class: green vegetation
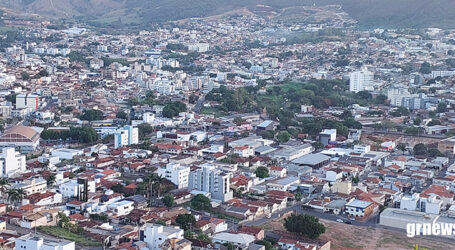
[79,109,104,121]
[39,226,100,247]
[190,194,212,211]
[162,194,175,208]
[175,214,196,230]
[255,166,270,178]
[116,110,128,119]
[163,101,187,118]
[41,127,100,143]
[284,214,325,239]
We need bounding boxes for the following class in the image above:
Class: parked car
[336,219,344,223]
[344,220,352,224]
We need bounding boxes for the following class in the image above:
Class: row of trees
[41,127,100,143]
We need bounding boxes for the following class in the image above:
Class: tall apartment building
[188,165,233,202]
[349,68,374,93]
[16,93,39,111]
[157,163,190,189]
[0,147,26,177]
[114,125,139,148]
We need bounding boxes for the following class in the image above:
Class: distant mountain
[2,0,455,28]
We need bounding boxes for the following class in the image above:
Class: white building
[141,224,184,250]
[188,165,233,202]
[107,200,134,216]
[349,68,374,93]
[59,179,96,198]
[212,232,255,248]
[157,163,190,189]
[51,148,84,160]
[15,234,75,250]
[0,147,26,177]
[12,178,47,195]
[387,86,412,107]
[400,193,442,215]
[16,93,39,111]
[319,129,337,146]
[114,125,139,149]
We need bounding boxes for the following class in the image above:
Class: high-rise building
[157,163,190,189]
[349,68,374,93]
[0,147,26,177]
[114,125,139,148]
[16,93,39,111]
[188,164,233,202]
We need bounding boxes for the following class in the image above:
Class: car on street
[336,219,344,223]
[344,220,352,224]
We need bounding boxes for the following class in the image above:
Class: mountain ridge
[2,0,455,28]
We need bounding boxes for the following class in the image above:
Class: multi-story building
[345,199,374,218]
[157,163,190,189]
[140,224,184,250]
[0,147,26,177]
[188,165,233,202]
[319,129,337,146]
[349,67,374,93]
[15,234,75,250]
[387,86,411,106]
[438,137,455,155]
[16,93,39,111]
[114,125,139,148]
[11,178,47,195]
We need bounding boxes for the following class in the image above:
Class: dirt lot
[259,217,452,250]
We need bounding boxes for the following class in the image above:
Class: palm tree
[0,178,10,201]
[7,188,27,207]
[144,173,164,205]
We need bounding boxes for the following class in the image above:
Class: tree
[21,71,30,80]
[413,143,428,156]
[163,101,187,118]
[7,188,26,206]
[419,62,431,74]
[197,233,211,242]
[428,119,441,126]
[162,194,175,208]
[190,194,212,211]
[46,174,56,186]
[80,109,104,121]
[276,131,290,143]
[397,143,408,152]
[256,240,276,250]
[0,178,10,200]
[38,69,49,77]
[116,110,128,120]
[312,142,324,150]
[413,117,422,126]
[437,102,448,113]
[175,214,196,230]
[138,123,154,137]
[255,166,269,178]
[283,214,326,239]
[294,192,303,201]
[428,148,444,158]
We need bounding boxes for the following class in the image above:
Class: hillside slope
[2,0,455,28]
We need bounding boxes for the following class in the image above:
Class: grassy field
[38,226,101,247]
[200,107,227,117]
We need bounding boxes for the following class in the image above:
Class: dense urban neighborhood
[0,3,455,250]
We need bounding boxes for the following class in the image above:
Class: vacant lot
[38,226,101,247]
[259,217,452,250]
